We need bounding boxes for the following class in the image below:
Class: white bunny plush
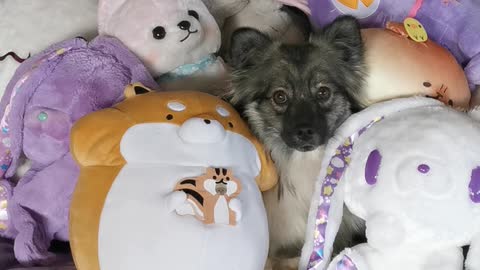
[300,97,480,270]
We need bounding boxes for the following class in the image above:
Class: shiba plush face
[98,0,221,76]
[227,16,366,154]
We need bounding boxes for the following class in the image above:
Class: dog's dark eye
[273,90,288,105]
[152,26,166,40]
[316,86,331,100]
[188,10,199,20]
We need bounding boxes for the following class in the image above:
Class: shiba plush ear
[123,82,154,98]
[229,28,272,69]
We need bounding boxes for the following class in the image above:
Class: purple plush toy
[308,0,480,90]
[0,36,157,265]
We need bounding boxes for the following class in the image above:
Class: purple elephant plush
[308,0,480,90]
[0,36,157,265]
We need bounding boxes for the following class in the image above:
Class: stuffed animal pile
[0,0,479,269]
[0,0,300,266]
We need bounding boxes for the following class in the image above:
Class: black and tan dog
[226,16,367,269]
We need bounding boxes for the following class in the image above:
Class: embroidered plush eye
[37,112,48,122]
[188,10,199,20]
[152,26,166,40]
[272,90,288,105]
[417,164,430,174]
[316,86,331,100]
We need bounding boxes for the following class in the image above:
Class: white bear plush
[300,97,480,270]
[98,0,228,94]
[0,0,98,100]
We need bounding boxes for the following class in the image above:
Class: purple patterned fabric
[308,117,383,270]
[0,36,157,266]
[308,0,480,89]
[336,255,358,270]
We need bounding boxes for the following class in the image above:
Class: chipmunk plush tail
[299,97,443,270]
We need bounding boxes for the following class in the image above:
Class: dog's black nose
[295,127,314,142]
[178,21,191,30]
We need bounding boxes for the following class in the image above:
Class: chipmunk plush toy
[69,84,277,270]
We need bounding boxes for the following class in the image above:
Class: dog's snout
[179,117,225,144]
[296,127,314,141]
[178,21,191,30]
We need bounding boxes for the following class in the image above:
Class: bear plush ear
[98,0,128,35]
[70,108,135,167]
[123,83,154,99]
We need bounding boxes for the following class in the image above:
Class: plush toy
[0,0,98,101]
[69,84,277,270]
[358,23,471,110]
[98,0,229,94]
[299,97,480,270]
[308,0,480,92]
[220,0,312,58]
[0,37,157,265]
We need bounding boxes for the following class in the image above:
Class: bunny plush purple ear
[0,39,88,178]
[299,97,443,270]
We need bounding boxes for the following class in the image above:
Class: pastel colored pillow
[308,0,480,91]
[358,24,470,110]
[69,85,278,270]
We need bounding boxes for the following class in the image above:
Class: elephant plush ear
[299,97,444,270]
[70,108,134,168]
[0,38,87,178]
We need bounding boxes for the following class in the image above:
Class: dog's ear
[313,15,364,65]
[229,28,272,69]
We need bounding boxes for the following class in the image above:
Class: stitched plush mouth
[180,30,199,42]
[0,51,31,63]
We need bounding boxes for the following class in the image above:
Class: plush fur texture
[226,16,367,269]
[0,36,157,266]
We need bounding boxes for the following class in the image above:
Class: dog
[226,16,367,269]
